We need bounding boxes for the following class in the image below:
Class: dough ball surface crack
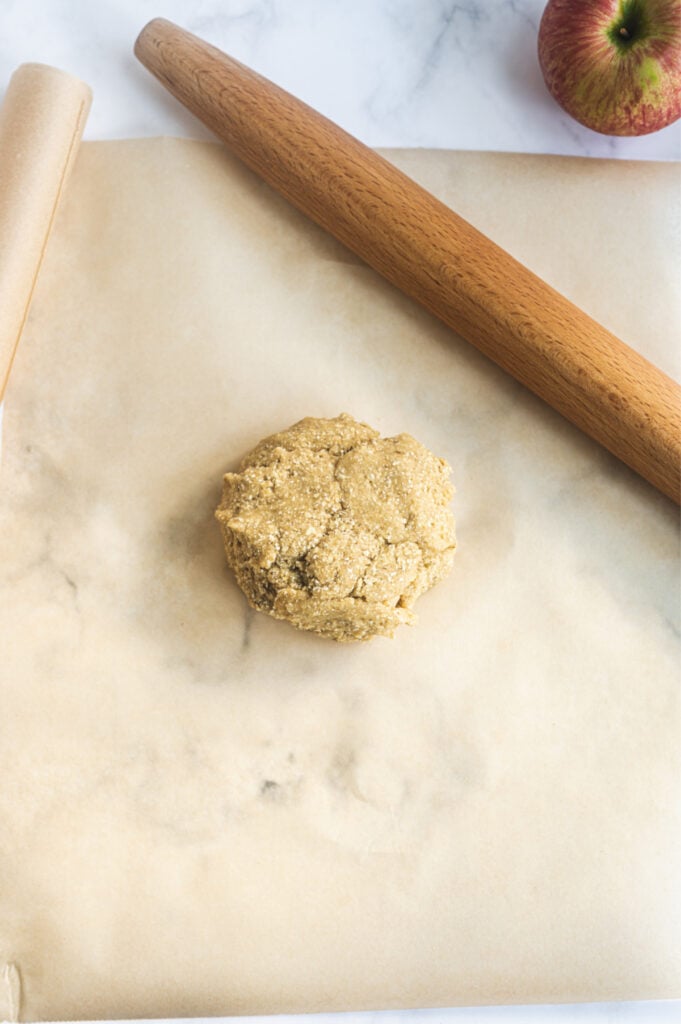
[215,414,456,642]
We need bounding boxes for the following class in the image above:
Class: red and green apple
[538,0,681,135]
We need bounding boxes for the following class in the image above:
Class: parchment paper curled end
[0,138,679,1019]
[0,64,91,404]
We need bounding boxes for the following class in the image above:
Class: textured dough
[215,414,456,641]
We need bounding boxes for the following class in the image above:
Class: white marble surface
[36,1007,681,1024]
[1,0,680,159]
[1,2,680,1024]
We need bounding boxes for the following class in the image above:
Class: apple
[537,0,681,135]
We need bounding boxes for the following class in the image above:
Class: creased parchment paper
[0,139,679,1021]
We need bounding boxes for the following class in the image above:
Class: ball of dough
[215,414,456,642]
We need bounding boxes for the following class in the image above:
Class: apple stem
[619,26,630,38]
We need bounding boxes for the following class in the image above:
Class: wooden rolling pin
[135,18,681,503]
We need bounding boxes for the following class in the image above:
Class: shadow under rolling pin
[135,18,680,504]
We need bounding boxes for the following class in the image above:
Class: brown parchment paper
[0,64,90,402]
[0,139,679,1022]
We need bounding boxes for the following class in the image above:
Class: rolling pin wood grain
[135,18,681,503]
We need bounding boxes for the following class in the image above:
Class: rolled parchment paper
[0,64,91,406]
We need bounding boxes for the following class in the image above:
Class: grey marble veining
[1,0,679,158]
[1,1,680,1019]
